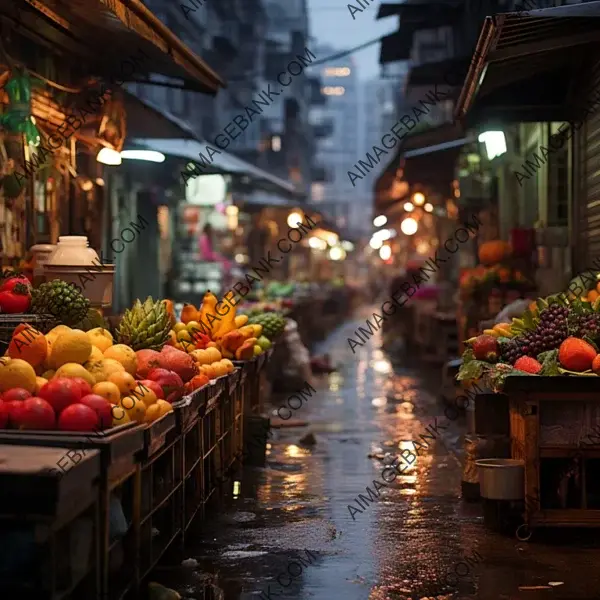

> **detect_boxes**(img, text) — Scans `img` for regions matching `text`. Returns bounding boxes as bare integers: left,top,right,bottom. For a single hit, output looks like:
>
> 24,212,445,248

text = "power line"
306,36,385,67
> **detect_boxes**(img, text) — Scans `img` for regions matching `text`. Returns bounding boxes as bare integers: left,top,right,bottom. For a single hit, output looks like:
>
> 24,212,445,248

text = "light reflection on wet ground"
155,314,600,600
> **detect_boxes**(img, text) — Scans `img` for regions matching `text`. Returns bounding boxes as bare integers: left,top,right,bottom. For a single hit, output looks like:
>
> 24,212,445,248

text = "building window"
322,86,345,96
323,67,351,77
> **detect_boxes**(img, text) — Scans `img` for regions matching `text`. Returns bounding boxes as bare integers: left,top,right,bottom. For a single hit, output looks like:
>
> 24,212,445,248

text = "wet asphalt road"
156,314,600,600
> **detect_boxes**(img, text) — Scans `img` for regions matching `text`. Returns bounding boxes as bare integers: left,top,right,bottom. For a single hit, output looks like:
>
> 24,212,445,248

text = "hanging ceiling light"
400,217,418,236
369,237,383,250
373,215,387,227
329,246,346,261
96,147,121,165
424,203,433,212
404,202,414,212
120,150,165,162
478,130,507,160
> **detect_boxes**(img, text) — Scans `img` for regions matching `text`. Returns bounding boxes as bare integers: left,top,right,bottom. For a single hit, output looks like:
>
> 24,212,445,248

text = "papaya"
181,303,198,325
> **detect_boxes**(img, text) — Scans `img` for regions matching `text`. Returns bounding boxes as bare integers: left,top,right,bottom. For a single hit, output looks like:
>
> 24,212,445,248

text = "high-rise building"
309,44,362,235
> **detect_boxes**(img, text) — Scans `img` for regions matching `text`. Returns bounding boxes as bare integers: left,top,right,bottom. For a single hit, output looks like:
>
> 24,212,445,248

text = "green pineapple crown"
117,296,170,351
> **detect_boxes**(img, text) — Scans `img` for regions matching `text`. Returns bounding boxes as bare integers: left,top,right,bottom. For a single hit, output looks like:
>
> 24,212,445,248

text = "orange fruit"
596,281,600,294
108,371,136,395
111,404,131,427
8,324,48,368
588,290,599,302
156,399,173,417
120,395,146,424
144,403,162,423
191,349,210,365
130,382,157,408
93,381,121,404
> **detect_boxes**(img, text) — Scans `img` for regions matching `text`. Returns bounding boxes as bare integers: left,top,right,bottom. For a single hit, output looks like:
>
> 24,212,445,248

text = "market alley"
155,313,600,600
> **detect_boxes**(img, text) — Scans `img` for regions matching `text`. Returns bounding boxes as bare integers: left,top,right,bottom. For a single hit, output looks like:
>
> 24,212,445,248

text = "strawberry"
471,334,499,362
558,337,597,372
514,356,542,374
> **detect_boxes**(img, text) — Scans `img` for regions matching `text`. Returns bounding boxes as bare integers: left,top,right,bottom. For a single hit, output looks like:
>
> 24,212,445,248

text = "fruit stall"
0,269,283,599
458,240,535,351
458,274,600,537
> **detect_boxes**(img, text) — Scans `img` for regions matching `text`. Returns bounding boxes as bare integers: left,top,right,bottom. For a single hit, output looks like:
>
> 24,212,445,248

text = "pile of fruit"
167,291,277,366
0,296,213,431
459,293,600,390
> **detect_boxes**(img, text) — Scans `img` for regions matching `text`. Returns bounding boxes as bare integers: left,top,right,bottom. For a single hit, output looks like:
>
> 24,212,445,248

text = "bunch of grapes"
499,303,570,364
568,311,600,340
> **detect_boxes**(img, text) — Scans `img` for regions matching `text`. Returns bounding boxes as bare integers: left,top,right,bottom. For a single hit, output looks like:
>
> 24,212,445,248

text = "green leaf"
538,349,561,376
457,358,491,381
536,298,548,312
557,367,598,377
522,309,536,330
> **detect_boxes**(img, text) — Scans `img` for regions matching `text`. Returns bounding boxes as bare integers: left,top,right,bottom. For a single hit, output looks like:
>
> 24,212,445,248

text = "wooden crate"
0,444,101,599
0,423,144,599
504,376,600,531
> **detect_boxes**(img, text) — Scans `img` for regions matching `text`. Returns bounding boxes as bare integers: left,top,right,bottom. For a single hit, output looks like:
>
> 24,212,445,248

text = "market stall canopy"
454,2,600,126
129,138,298,196
3,0,225,94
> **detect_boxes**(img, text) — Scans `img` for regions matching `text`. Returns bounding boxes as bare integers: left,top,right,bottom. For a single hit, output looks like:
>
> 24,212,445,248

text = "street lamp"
400,217,418,236
287,211,303,228
413,192,425,206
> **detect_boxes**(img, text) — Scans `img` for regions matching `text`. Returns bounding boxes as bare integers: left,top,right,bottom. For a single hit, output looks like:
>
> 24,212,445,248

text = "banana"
465,337,478,345
494,325,514,338
483,329,500,337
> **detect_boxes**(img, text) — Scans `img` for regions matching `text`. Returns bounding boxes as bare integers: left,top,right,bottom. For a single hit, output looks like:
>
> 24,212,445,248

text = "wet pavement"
156,313,600,600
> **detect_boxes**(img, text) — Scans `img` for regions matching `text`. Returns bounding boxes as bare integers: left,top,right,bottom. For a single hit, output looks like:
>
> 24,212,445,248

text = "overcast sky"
307,1,399,81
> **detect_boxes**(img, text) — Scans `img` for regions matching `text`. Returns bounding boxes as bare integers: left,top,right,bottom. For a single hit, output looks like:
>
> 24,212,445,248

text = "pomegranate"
79,394,112,430
2,388,32,403
71,377,93,399
39,378,81,414
58,403,99,432
17,397,56,430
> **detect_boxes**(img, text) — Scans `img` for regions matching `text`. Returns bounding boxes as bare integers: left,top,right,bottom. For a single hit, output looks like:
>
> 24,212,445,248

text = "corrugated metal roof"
3,0,225,94
455,2,600,124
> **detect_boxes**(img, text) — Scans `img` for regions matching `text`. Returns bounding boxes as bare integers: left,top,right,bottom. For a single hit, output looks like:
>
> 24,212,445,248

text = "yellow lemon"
177,330,192,343
93,381,121,404
173,323,187,333
103,344,137,375
87,328,113,352
221,359,234,373
45,325,72,347
55,362,96,387
83,358,125,383
0,357,37,393
191,349,210,365
205,347,221,363
49,329,92,368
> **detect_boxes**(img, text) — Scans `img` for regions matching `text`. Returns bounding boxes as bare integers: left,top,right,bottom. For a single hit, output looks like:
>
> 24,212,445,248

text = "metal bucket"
476,458,524,500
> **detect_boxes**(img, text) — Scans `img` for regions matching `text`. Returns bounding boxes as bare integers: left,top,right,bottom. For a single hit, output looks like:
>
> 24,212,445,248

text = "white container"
47,236,99,266
476,458,524,500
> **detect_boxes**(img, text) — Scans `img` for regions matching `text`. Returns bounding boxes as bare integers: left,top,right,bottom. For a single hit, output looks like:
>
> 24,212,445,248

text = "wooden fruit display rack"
503,376,600,535
0,353,273,600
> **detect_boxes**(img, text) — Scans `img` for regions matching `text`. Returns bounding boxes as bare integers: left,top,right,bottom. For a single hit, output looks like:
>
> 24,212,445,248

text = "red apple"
137,379,164,400
71,377,93,399
17,397,56,430
80,394,112,430
2,388,32,403
58,403,99,432
0,401,9,428
39,378,81,414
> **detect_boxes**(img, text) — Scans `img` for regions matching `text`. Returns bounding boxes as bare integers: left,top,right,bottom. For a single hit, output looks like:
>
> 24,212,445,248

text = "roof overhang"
128,138,298,197
455,2,600,125
407,55,471,87
3,0,225,94
377,1,463,21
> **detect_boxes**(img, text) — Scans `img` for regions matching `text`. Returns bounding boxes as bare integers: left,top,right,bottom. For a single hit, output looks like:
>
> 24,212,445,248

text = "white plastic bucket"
476,458,524,500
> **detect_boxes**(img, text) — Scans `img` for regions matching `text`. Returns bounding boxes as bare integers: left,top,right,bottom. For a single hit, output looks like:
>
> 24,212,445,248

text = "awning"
129,138,298,196
403,137,475,158
241,192,294,207
455,2,600,125
407,55,472,87
3,0,225,94
380,30,415,64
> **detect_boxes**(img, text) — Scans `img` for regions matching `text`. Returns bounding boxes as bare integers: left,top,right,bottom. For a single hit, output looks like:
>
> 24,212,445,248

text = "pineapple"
117,297,171,351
